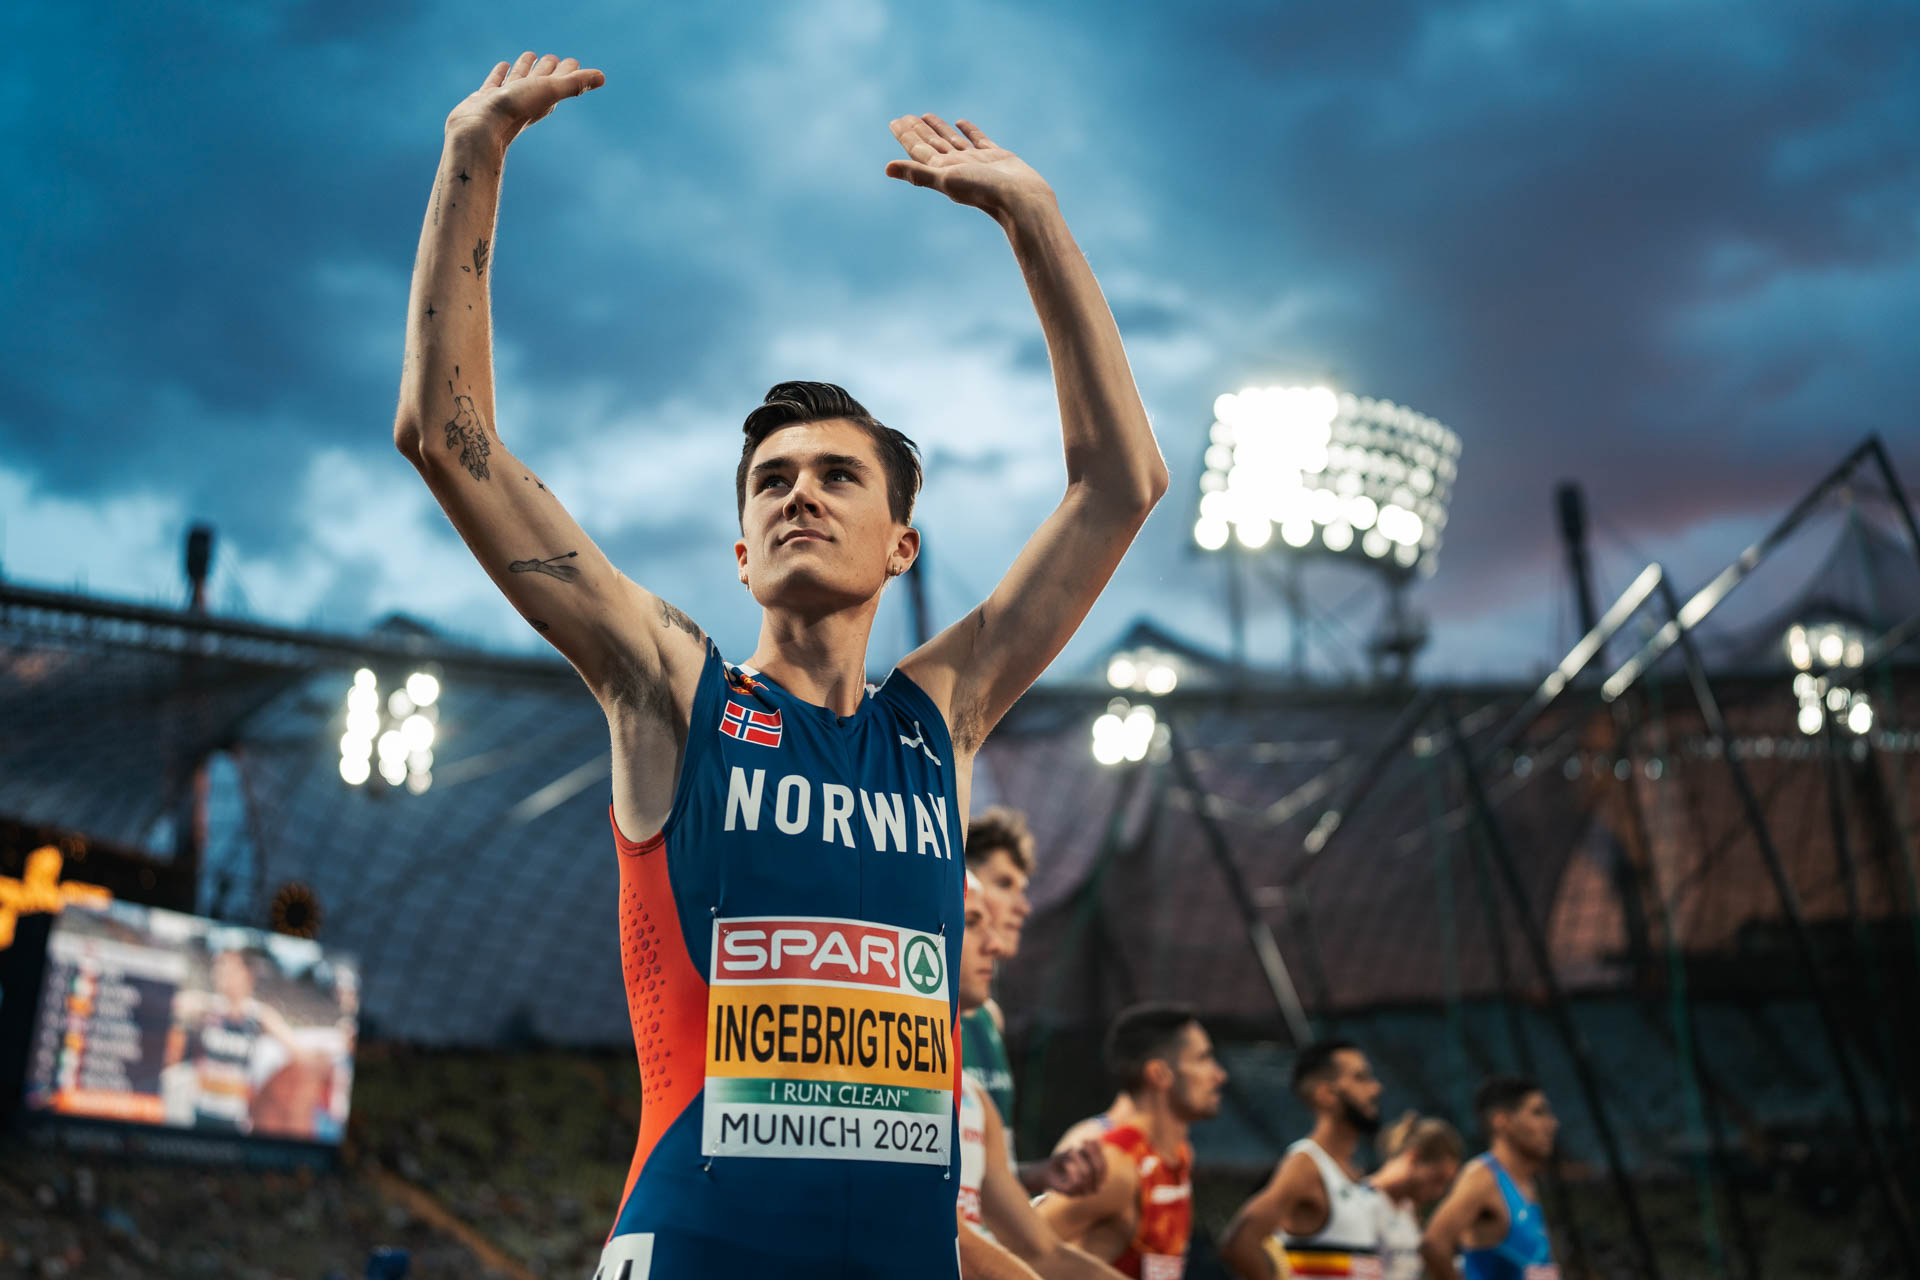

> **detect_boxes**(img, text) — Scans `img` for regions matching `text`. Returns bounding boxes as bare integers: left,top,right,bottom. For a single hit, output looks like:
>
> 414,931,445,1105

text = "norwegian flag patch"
720,700,783,748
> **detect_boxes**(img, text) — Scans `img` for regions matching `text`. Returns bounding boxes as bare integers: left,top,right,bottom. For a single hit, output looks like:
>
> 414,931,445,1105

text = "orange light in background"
0,846,112,949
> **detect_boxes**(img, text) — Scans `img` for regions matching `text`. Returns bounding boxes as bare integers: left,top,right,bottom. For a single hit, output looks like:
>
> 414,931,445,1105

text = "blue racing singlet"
1462,1154,1559,1280
599,644,965,1280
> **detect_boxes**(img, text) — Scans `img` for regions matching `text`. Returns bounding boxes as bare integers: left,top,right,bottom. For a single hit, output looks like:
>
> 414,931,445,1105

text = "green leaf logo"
904,935,944,995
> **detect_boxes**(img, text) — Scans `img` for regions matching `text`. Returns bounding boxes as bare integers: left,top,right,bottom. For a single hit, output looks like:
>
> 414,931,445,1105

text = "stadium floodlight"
1787,620,1864,672
1106,647,1181,697
340,666,443,792
401,714,436,751
1794,666,1875,738
406,671,441,707
1847,697,1873,735
1192,384,1461,581
1091,697,1162,766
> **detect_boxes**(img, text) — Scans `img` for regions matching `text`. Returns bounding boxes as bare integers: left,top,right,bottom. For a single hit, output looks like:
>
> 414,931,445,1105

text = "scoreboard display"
21,898,358,1148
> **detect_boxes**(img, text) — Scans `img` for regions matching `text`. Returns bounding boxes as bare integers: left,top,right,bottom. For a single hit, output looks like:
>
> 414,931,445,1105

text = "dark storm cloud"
3,0,1914,676
1079,1,1920,636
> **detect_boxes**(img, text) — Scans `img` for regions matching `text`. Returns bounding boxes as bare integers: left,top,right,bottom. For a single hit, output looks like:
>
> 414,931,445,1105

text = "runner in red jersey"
1037,1005,1226,1279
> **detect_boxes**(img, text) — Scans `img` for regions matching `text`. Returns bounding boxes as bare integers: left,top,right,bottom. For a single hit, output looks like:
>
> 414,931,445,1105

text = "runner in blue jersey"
394,52,1170,1280
1418,1077,1562,1280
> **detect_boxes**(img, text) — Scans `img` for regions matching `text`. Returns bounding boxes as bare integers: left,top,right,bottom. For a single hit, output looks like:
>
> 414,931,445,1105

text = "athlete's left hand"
885,114,1056,221
1037,1139,1107,1197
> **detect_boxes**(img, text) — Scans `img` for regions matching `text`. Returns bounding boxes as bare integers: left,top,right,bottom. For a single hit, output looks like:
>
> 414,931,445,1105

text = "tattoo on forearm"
458,168,471,185
975,606,987,631
473,238,490,278
443,382,491,480
526,617,550,632
509,552,580,582
432,172,443,228
424,304,436,320
658,598,703,640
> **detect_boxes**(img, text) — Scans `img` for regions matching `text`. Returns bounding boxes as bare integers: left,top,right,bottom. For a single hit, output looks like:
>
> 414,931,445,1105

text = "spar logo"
903,935,943,995
714,917,947,999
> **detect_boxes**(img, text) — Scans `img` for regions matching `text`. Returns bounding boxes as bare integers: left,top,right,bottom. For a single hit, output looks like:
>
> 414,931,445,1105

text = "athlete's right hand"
1037,1139,1108,1197
444,52,605,148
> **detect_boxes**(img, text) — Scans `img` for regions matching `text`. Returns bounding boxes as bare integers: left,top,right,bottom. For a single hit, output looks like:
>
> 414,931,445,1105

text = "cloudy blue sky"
4,0,1916,681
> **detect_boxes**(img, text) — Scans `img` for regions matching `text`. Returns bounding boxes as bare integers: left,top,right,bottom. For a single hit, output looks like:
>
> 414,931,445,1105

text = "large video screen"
22,899,357,1145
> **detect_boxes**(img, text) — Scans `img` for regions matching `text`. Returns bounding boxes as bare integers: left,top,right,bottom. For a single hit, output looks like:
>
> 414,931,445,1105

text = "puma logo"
899,721,941,766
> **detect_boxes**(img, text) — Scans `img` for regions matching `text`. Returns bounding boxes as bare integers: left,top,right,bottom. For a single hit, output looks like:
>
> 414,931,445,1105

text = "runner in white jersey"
1220,1040,1387,1280
958,873,1128,1280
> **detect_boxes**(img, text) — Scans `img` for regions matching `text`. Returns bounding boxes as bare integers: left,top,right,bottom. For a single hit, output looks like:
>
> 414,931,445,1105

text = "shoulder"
1451,1159,1500,1204
1277,1147,1329,1196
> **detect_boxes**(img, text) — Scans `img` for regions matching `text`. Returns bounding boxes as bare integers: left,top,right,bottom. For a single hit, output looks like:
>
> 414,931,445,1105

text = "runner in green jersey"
965,806,1106,1196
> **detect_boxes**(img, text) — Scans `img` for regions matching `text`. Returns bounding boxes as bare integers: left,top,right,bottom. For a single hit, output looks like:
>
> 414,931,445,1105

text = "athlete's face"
1496,1091,1559,1163
959,898,1007,1011
972,848,1030,955
1320,1049,1383,1134
1166,1023,1227,1123
735,421,916,612
212,952,252,1003
1409,1152,1461,1204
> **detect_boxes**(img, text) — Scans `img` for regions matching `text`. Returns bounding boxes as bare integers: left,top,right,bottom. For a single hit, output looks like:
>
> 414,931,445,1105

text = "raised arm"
392,54,706,838
885,114,1170,753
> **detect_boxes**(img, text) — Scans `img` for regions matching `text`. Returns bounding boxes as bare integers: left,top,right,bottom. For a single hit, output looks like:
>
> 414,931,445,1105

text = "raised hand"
885,114,1055,221
444,52,606,148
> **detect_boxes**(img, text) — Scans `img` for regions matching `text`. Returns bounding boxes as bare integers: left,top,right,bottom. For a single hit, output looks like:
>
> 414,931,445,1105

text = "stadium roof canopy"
1,513,1916,1049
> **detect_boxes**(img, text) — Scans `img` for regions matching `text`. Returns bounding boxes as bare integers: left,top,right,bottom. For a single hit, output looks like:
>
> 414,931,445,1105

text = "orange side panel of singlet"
1100,1124,1194,1275
613,814,709,1215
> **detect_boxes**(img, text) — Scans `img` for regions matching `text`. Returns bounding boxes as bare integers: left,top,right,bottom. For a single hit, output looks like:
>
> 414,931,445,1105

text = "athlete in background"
1219,1039,1386,1280
395,52,1168,1279
1037,1005,1226,1278
1369,1113,1464,1280
958,873,1129,1280
965,805,1105,1196
1419,1078,1561,1280
164,949,314,1134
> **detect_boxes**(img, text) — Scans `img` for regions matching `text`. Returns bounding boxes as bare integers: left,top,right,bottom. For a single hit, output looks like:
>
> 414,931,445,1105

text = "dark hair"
965,806,1035,875
1474,1075,1543,1128
735,381,923,526
1290,1039,1361,1101
1105,1003,1200,1094
1380,1111,1466,1163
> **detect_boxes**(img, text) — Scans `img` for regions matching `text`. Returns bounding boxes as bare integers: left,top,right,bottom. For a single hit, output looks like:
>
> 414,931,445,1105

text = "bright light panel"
1193,385,1460,580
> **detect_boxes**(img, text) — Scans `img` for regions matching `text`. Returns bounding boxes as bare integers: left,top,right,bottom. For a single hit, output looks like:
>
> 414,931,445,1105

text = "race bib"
703,916,953,1165
1140,1255,1185,1280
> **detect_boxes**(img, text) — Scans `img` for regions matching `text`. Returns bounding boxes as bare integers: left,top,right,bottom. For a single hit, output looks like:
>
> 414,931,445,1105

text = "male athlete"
1419,1077,1561,1280
394,53,1169,1279
957,873,1129,1280
1219,1039,1387,1280
1037,1005,1226,1278
965,806,1105,1195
